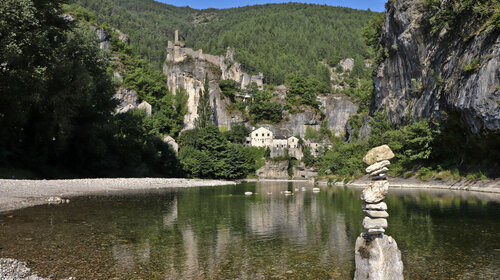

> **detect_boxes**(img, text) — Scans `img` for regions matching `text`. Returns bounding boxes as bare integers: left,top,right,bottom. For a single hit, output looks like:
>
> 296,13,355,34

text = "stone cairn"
360,144,394,236
354,145,403,280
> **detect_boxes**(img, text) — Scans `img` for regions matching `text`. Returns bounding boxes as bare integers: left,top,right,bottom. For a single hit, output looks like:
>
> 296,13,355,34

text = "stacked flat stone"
361,145,395,236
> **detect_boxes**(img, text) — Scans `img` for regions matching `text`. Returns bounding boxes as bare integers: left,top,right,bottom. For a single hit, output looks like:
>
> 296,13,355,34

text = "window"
262,133,264,136
255,133,258,137
267,133,270,136
292,139,294,142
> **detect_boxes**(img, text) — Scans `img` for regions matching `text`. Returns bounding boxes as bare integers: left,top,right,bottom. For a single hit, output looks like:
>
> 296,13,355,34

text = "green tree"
285,75,325,109
219,79,240,102
0,0,183,178
248,91,283,123
178,124,250,179
195,74,213,128
223,122,250,144
302,147,316,167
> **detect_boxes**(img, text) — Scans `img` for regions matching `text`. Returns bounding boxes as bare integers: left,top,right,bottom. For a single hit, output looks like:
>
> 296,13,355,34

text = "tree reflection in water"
0,183,499,279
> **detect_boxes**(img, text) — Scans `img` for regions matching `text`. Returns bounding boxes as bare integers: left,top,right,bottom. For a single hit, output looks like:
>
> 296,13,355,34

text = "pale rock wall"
164,43,263,129
320,94,358,137
256,160,289,179
371,0,500,134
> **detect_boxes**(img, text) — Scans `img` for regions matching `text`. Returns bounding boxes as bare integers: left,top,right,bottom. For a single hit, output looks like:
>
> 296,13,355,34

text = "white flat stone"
366,160,390,173
367,228,385,235
364,210,389,218
370,167,389,176
362,202,388,211
362,217,388,229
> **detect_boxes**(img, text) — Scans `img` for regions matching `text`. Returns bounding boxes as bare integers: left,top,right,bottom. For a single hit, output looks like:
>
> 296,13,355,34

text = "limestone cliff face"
163,42,358,135
257,88,357,139
163,42,263,129
257,160,289,179
371,0,500,134
321,94,358,137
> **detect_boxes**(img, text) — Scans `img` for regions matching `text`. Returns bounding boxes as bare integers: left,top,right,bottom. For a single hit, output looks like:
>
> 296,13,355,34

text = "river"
1,181,499,279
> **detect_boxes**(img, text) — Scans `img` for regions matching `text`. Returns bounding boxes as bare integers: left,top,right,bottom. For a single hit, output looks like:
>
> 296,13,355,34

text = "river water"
1,182,499,279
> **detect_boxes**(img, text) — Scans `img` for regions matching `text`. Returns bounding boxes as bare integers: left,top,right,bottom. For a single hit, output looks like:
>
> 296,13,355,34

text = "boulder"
365,160,391,173
362,217,388,229
364,210,389,218
354,234,403,280
362,202,388,211
361,180,388,203
363,145,395,165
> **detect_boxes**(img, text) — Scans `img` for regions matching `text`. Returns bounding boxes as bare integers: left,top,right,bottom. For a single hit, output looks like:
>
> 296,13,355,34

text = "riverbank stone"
364,210,389,218
366,160,390,173
362,217,388,229
361,181,388,203
363,145,395,165
354,234,404,280
0,258,46,280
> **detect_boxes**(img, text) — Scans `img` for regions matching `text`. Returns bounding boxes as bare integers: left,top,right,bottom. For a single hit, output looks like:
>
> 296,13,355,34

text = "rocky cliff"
256,160,289,179
371,0,499,134
163,41,263,130
163,40,359,136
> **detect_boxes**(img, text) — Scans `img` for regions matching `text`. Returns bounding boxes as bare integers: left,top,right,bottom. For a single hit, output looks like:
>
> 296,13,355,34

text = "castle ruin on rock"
163,30,264,130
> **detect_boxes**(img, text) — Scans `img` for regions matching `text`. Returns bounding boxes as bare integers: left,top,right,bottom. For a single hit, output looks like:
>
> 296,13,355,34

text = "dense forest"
70,0,375,84
0,0,268,179
0,0,182,178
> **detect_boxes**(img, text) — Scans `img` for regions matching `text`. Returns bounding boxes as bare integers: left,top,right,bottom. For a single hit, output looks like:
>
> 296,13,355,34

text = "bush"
285,75,325,109
178,124,262,179
248,91,283,123
219,79,240,101
463,58,481,73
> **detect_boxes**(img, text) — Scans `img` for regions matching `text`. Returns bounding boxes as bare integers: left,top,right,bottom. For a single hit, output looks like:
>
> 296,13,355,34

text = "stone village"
245,127,332,160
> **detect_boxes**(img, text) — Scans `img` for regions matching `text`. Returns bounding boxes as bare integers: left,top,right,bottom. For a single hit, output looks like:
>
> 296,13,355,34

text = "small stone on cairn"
361,145,394,237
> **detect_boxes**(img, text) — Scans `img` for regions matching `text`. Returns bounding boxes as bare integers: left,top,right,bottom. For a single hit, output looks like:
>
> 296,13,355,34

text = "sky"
156,0,387,12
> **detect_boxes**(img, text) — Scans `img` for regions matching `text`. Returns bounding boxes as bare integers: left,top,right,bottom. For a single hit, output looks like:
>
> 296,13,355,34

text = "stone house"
247,128,303,160
304,139,332,156
287,136,299,149
270,138,288,158
249,127,273,147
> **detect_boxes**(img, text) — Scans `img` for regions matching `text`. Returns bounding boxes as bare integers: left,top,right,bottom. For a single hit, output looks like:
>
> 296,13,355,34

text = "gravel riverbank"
320,176,500,194
0,178,236,213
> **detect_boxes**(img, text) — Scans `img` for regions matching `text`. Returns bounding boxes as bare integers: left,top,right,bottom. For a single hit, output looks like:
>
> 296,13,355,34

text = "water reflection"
0,183,499,279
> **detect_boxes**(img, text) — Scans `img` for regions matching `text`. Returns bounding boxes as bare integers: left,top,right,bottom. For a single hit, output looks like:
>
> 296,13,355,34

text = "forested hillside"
0,0,182,178
70,0,375,84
